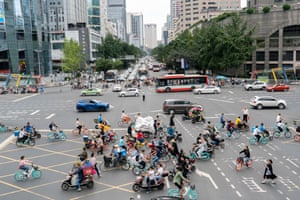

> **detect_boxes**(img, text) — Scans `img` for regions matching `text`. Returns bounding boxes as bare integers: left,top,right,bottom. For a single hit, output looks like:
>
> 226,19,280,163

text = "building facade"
87,0,108,37
0,0,50,75
240,1,300,78
107,0,126,41
144,24,157,49
173,0,240,37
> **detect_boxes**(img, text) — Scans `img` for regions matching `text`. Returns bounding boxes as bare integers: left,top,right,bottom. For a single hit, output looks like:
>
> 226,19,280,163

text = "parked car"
76,99,110,112
162,99,203,114
81,88,102,96
244,81,267,91
193,85,221,94
112,84,122,92
119,88,140,97
266,84,290,92
249,96,287,110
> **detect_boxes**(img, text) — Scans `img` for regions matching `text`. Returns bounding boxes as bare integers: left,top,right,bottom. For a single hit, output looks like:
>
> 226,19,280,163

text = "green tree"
218,15,255,75
62,39,85,77
246,8,254,14
282,4,291,11
263,6,271,13
95,59,123,72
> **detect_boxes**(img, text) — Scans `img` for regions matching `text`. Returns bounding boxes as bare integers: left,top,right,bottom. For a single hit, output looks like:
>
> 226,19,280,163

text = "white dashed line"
30,110,40,115
45,113,56,119
236,191,242,197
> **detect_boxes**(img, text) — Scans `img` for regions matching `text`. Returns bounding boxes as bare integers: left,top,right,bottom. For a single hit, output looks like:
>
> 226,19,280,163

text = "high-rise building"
107,0,126,41
48,0,101,71
144,24,157,49
0,0,50,75
127,12,144,48
87,0,108,37
174,0,241,37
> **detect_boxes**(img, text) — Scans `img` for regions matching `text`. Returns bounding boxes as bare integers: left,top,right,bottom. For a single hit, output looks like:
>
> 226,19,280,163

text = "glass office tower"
0,0,50,75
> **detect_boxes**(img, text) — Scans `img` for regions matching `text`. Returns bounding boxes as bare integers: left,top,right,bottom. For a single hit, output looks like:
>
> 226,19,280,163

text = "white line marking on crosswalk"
30,110,40,115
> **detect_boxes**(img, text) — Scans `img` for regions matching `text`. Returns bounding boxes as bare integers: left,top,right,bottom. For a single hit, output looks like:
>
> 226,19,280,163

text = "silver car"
193,85,221,94
119,88,140,97
249,96,287,109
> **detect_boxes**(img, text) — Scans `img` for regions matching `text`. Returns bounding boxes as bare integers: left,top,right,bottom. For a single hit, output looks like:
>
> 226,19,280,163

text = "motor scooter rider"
24,122,33,133
70,161,83,192
196,136,208,158
173,166,190,198
239,145,250,166
145,166,156,192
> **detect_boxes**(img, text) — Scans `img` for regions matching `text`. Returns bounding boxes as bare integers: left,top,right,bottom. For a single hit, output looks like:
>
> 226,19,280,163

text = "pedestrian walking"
142,92,145,102
90,152,101,177
242,106,249,122
261,159,277,184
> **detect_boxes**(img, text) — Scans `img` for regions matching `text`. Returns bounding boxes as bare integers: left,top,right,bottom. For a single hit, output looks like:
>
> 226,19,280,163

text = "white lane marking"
30,110,40,115
231,184,236,189
292,170,297,175
286,159,299,168
226,178,230,182
45,113,55,119
0,135,15,151
221,172,225,176
206,98,235,104
13,94,39,102
236,191,242,197
228,91,234,94
266,144,276,151
277,190,283,194
38,128,127,132
195,168,219,189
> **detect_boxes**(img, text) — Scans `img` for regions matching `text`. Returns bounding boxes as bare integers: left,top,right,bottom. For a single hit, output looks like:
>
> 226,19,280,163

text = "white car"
119,88,140,97
193,85,221,94
112,84,122,92
244,81,267,91
249,96,287,109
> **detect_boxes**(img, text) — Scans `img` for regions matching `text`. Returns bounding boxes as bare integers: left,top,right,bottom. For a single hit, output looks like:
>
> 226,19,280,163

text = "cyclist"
253,125,262,142
227,120,234,135
239,145,251,166
276,113,282,123
259,123,270,137
18,128,28,144
18,155,31,174
173,166,190,198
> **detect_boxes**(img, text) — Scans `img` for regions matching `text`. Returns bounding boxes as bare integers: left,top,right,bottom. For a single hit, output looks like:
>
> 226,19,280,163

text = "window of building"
269,64,278,70
186,12,191,15
296,51,300,61
185,0,191,2
186,24,191,27
32,31,38,41
186,8,191,11
256,39,265,48
16,31,24,40
52,43,64,50
269,51,278,61
0,32,6,40
193,7,199,10
282,51,293,61
256,64,265,70
256,51,265,61
193,17,199,20
193,3,199,6
283,25,300,37
269,39,278,47
185,18,191,21
270,30,279,38
18,51,25,59
186,4,191,7
202,2,206,4
208,2,217,4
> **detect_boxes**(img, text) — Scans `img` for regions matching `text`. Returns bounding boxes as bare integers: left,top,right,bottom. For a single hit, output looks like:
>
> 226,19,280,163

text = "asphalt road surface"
0,75,299,200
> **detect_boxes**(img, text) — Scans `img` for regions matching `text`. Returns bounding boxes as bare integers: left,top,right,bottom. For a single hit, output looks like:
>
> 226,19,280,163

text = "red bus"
155,74,209,92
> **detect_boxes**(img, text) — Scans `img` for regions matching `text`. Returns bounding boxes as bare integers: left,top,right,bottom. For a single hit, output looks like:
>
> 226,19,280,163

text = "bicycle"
72,125,89,136
249,135,268,145
225,128,241,139
168,183,199,200
14,163,42,181
273,124,292,138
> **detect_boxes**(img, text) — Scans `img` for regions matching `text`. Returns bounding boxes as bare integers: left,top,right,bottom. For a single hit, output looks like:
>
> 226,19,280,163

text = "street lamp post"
35,49,42,75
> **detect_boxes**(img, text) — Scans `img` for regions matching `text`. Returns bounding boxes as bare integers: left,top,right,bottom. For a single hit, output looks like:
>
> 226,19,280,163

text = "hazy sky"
126,0,170,40
126,0,247,40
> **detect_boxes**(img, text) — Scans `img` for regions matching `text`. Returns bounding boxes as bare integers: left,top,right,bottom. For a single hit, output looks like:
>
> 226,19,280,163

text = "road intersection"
0,80,299,200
